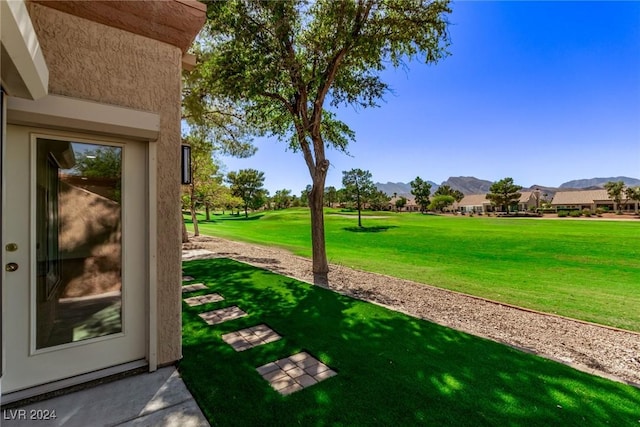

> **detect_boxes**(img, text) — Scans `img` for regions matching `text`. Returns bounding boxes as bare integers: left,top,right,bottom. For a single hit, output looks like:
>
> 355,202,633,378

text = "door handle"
5,263,19,272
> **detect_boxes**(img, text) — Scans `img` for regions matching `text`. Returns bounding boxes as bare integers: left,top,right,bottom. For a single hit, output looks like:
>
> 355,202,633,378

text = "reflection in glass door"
36,139,123,349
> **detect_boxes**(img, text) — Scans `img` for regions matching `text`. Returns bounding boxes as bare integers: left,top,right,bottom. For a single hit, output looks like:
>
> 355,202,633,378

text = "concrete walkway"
2,366,209,427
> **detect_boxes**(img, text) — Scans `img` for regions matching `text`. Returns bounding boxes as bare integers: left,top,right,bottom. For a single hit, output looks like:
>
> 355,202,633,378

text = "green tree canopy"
226,169,267,218
369,190,391,211
395,196,407,211
273,189,293,210
486,177,522,213
72,146,122,202
325,186,338,208
434,184,464,203
410,176,432,213
625,186,640,211
604,181,627,213
429,194,455,212
342,168,376,227
196,0,451,283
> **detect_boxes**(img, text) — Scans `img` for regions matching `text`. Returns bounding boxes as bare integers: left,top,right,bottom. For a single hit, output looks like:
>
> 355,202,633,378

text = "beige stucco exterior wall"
27,3,183,364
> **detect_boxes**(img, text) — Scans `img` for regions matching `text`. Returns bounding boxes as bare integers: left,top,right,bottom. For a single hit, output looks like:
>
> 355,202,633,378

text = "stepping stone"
182,249,216,261
222,324,281,351
182,283,208,293
256,352,337,395
183,293,224,307
182,276,195,282
198,306,247,325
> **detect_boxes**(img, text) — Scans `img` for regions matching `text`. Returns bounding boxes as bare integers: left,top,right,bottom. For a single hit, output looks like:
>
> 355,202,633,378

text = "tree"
429,194,455,212
604,181,627,213
197,0,451,284
486,177,522,213
273,189,293,210
300,185,313,207
369,190,391,211
183,131,224,237
226,169,266,218
434,184,463,203
342,168,376,227
249,189,269,211
625,186,640,212
73,146,122,202
325,186,338,208
395,196,407,211
181,56,257,242
410,176,432,213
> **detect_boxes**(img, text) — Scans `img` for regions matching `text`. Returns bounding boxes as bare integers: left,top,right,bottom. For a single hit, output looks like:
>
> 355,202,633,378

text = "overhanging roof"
1,0,49,99
32,0,206,54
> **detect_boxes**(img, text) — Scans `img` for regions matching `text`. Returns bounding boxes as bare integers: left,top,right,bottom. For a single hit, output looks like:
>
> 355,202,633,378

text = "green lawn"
185,209,640,331
180,258,640,426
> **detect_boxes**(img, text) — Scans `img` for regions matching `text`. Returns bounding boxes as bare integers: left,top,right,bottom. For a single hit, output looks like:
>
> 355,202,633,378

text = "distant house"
517,191,540,212
455,194,492,213
388,195,419,212
551,189,638,212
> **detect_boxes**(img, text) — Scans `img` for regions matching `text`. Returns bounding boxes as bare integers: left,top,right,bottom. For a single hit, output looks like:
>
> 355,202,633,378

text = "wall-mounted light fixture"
181,144,192,185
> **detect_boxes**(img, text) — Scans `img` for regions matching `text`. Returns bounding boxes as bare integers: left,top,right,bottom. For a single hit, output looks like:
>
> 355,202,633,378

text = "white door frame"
2,96,160,403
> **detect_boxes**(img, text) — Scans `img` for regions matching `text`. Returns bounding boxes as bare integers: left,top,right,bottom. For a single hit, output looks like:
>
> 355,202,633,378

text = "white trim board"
0,0,49,100
7,95,160,141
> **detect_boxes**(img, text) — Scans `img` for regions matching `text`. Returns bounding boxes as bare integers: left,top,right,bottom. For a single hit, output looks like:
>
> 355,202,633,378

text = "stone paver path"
182,283,208,293
222,324,281,351
179,266,338,396
256,352,337,395
199,306,247,325
184,293,224,307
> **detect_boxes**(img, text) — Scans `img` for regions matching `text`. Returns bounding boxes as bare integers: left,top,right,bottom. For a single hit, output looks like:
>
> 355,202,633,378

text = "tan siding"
29,4,182,364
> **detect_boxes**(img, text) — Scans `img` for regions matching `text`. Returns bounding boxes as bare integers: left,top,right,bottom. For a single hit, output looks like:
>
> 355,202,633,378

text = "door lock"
5,243,18,252
5,263,19,272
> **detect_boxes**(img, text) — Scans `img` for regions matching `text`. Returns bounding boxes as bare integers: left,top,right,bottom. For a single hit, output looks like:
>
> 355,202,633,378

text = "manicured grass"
180,258,640,426
185,209,640,331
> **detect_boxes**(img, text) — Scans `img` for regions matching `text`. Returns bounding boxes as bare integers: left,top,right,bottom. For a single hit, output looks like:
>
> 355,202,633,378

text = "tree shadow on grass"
180,258,640,426
343,225,398,233
219,214,265,221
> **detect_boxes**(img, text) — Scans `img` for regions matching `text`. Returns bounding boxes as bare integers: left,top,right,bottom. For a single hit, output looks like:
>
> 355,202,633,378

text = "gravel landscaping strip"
184,235,640,387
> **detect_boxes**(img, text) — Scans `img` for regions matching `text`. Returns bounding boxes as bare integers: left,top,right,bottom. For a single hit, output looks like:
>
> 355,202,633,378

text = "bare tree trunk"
356,189,362,228
205,204,211,221
182,217,189,243
310,173,329,287
189,183,199,236
190,204,200,236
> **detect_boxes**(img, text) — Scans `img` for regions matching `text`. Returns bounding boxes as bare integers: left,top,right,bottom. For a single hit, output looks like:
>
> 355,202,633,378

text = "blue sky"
219,1,640,195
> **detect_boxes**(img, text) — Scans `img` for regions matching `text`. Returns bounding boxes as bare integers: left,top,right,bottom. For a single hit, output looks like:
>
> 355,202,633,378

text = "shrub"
595,208,603,215
557,211,569,217
582,209,592,217
569,210,582,218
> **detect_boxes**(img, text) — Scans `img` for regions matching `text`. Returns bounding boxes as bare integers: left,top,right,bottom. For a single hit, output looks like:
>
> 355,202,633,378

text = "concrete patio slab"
1,366,209,427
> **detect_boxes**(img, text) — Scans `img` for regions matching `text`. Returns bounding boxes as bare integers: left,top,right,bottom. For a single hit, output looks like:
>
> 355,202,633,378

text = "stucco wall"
28,3,183,364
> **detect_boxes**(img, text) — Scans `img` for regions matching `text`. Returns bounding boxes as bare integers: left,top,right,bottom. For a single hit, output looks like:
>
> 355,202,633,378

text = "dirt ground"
184,235,640,387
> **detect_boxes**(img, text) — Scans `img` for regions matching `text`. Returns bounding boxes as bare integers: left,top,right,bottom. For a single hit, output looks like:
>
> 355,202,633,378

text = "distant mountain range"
559,176,640,189
375,176,640,197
